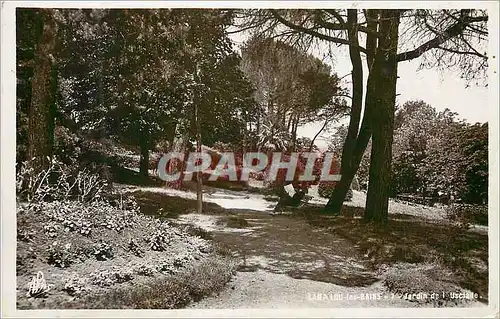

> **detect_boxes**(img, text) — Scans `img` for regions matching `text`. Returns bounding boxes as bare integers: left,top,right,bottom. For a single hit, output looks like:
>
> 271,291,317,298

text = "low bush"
47,242,75,268
383,262,472,306
147,230,171,252
127,238,144,257
181,225,213,240
17,156,236,310
89,268,134,287
16,157,107,203
92,241,114,261
135,264,157,277
446,204,488,227
63,274,90,297
226,216,249,228
74,255,237,309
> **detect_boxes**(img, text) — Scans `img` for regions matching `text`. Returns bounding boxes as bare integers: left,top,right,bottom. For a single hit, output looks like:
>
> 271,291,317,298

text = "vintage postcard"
1,1,498,317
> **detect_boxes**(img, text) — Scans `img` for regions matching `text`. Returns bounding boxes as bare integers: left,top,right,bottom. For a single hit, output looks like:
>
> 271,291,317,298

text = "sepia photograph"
1,1,499,317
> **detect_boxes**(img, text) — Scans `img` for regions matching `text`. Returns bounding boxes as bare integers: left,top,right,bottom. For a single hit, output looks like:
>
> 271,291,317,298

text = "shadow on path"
209,210,379,287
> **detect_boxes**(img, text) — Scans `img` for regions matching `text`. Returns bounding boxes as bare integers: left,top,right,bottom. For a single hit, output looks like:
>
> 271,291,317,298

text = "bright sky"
300,45,490,149
229,24,490,150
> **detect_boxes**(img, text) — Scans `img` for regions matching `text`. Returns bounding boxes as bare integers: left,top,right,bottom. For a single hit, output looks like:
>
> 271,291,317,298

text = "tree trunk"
256,108,261,137
286,113,292,132
324,9,365,213
195,102,203,214
291,114,299,151
139,139,149,180
364,10,400,225
364,9,379,70
340,9,364,174
192,64,203,214
324,117,372,213
27,9,57,172
165,121,178,152
309,118,329,152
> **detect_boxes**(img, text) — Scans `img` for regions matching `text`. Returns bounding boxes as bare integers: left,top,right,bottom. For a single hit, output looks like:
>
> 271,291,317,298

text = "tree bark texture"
27,10,57,172
364,10,400,225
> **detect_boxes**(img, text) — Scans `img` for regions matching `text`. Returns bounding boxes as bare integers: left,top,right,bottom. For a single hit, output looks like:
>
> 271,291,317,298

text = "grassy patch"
123,190,226,218
237,264,260,272
383,262,478,306
445,204,488,226
212,242,235,257
16,196,232,309
302,205,488,303
181,224,213,240
217,215,249,229
67,255,238,309
111,165,164,187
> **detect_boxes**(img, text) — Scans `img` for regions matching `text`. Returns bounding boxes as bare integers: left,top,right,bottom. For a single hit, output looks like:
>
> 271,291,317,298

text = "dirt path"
126,185,486,308
180,209,415,308
199,210,379,286
189,270,418,308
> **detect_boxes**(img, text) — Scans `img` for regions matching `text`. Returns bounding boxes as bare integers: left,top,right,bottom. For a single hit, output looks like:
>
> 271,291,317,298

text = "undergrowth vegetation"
304,205,489,305
16,159,236,309
445,203,488,228
72,256,238,309
16,157,109,203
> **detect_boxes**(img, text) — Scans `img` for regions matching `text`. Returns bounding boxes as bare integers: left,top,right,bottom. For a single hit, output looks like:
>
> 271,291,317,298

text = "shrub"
318,181,335,198
63,275,90,297
147,230,170,252
109,194,141,215
89,268,134,287
127,238,144,257
16,158,58,202
41,199,137,236
89,271,115,287
158,261,177,275
100,216,125,232
53,126,82,166
77,256,237,309
173,256,187,268
92,241,114,261
47,242,75,268
181,225,213,240
446,204,488,227
113,269,134,283
43,222,60,238
62,218,92,236
18,229,36,242
135,264,157,277
213,242,233,257
16,157,107,203
74,168,108,202
383,262,468,306
183,257,237,299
